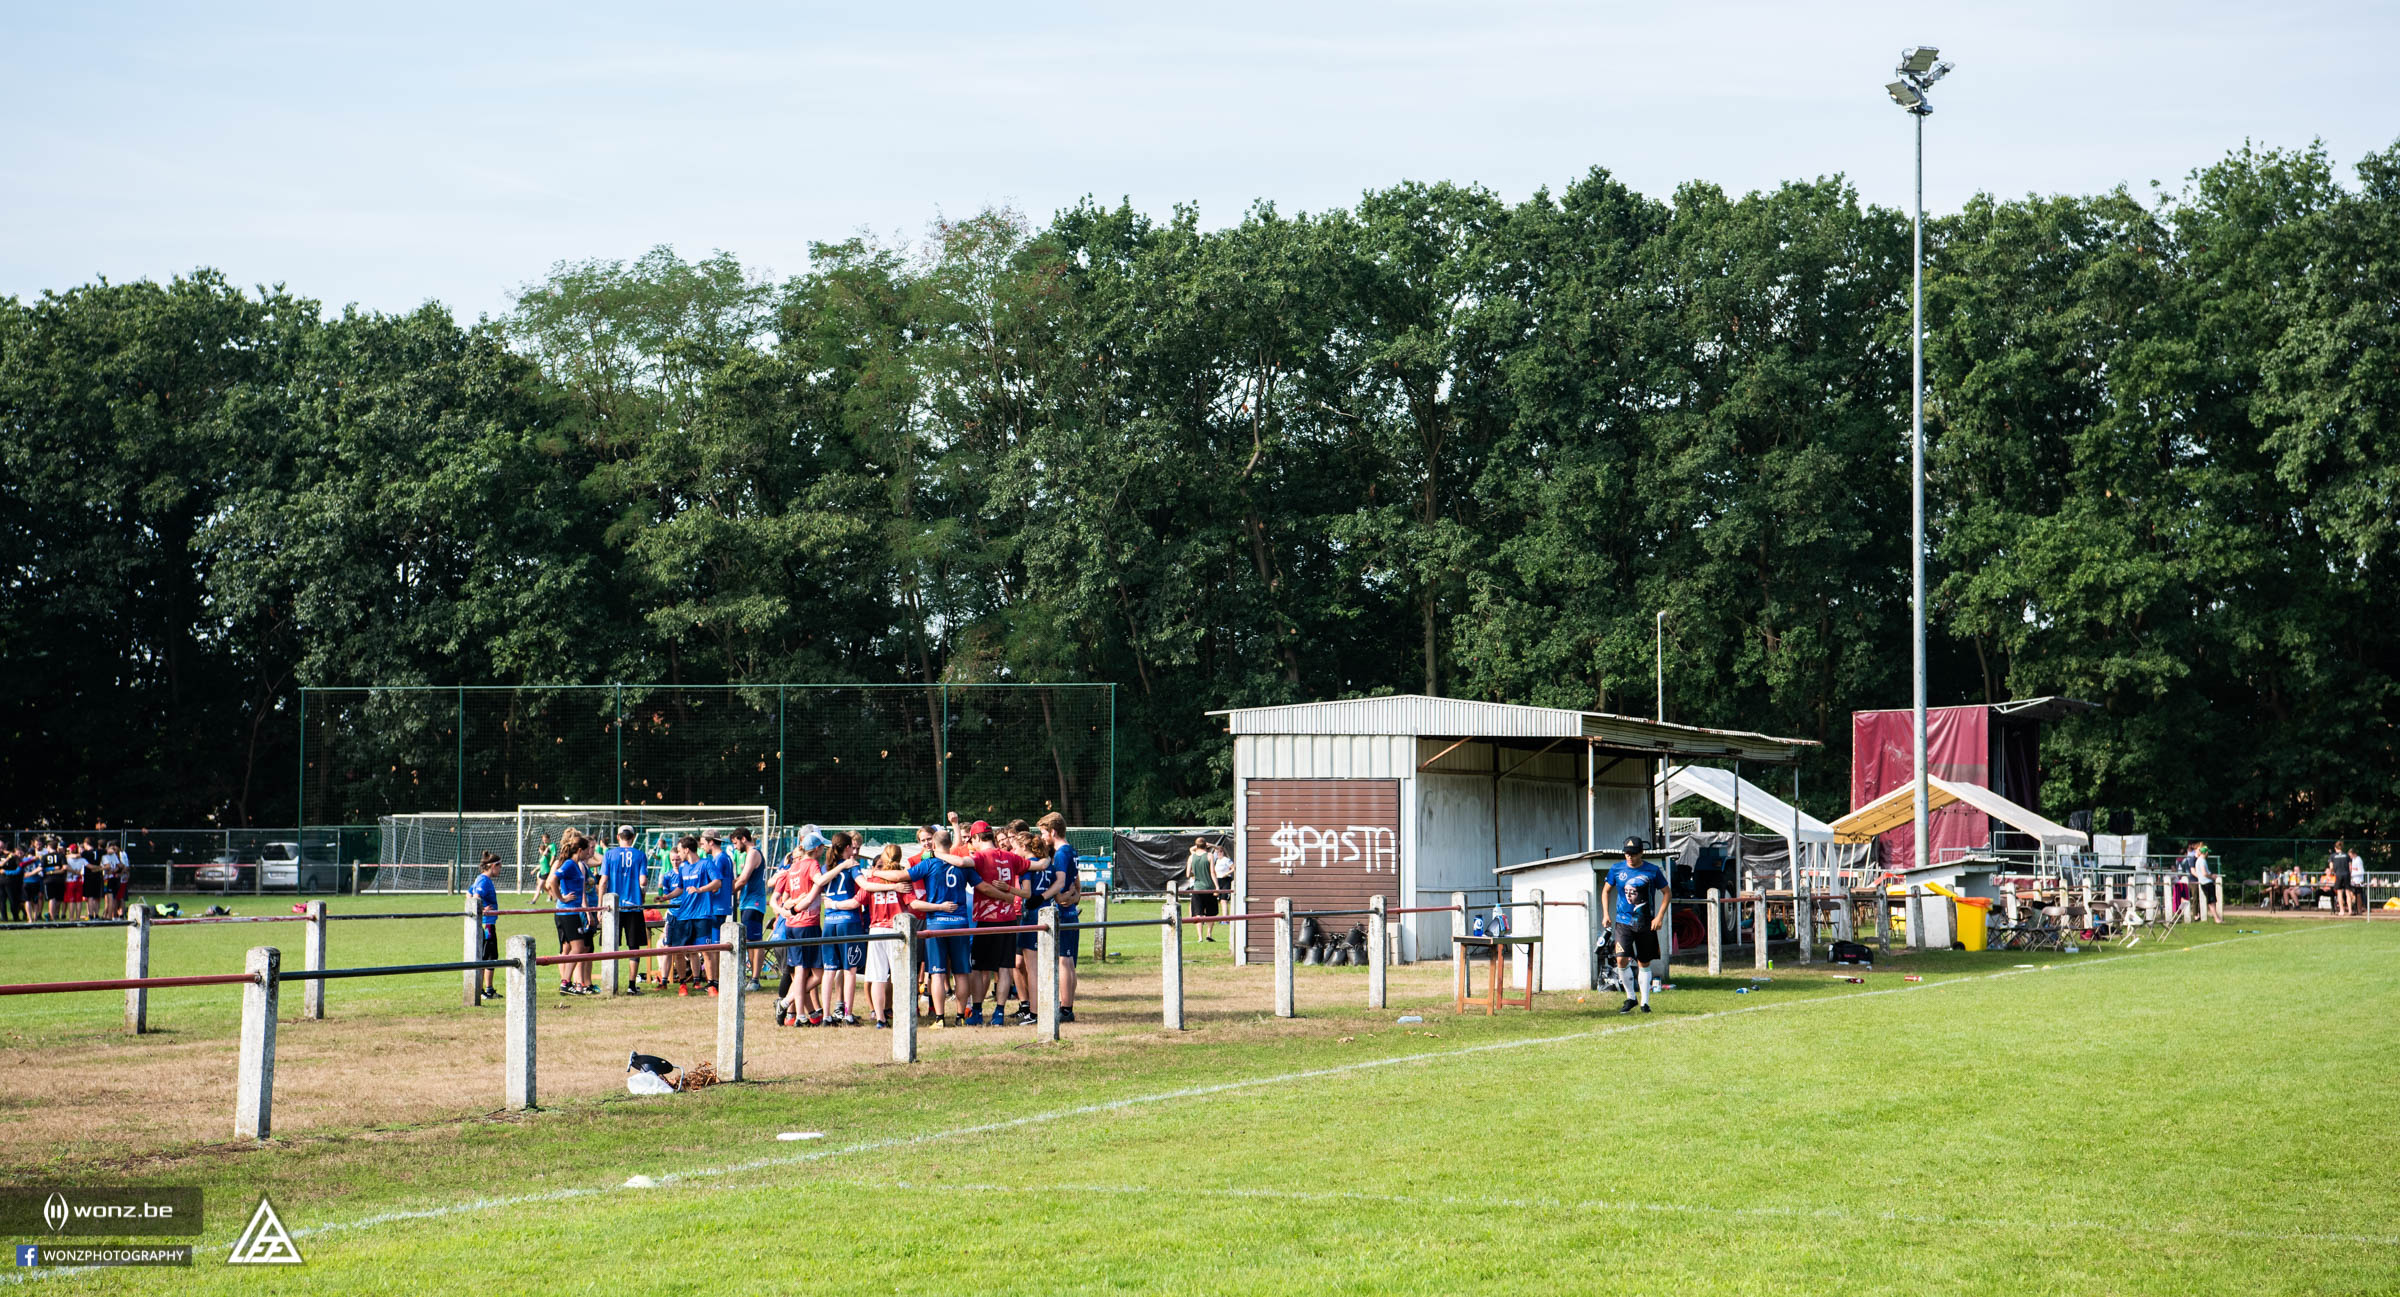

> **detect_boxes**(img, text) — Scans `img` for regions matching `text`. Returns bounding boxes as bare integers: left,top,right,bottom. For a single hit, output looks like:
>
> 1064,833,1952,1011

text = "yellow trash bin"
1953,897,1990,951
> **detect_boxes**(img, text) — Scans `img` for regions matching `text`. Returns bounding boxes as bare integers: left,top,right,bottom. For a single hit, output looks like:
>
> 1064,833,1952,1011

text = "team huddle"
467,812,1086,1029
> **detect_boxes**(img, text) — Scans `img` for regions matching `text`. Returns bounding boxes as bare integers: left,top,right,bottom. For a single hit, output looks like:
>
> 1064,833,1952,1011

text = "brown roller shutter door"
1243,779,1401,962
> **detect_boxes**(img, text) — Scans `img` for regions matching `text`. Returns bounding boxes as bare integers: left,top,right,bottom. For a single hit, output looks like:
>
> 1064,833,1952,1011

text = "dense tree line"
3,141,2394,835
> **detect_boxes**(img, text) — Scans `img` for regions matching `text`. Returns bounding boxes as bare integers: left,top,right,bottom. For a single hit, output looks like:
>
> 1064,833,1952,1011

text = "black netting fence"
301,683,1116,840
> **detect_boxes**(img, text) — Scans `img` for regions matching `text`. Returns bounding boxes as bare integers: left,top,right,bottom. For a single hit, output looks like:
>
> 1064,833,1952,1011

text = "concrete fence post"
1524,888,1543,992
1752,893,1769,971
1877,885,1892,955
1579,888,1599,990
1795,885,1813,965
2004,884,2020,927
1706,888,1724,977
1094,883,1111,962
303,901,327,1020
1906,886,1926,950
717,915,745,1081
1273,897,1296,1019
504,934,536,1110
462,894,482,1008
893,915,919,1063
1161,885,1186,1031
600,893,622,997
234,946,279,1140
1450,890,1469,1005
1036,907,1061,1042
1833,877,1855,942
125,904,151,1034
1368,894,1389,1008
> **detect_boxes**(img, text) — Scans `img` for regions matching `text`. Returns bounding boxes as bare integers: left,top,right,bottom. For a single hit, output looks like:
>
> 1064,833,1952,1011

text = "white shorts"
862,926,900,983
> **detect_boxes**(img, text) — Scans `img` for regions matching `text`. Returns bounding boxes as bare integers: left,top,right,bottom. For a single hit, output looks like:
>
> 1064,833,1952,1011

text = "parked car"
259,842,338,892
194,852,245,887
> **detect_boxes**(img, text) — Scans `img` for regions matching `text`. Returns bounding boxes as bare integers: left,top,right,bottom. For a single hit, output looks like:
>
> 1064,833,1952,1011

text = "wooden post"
235,946,279,1140
892,914,918,1063
1036,907,1061,1041
1161,885,1186,1030
1367,893,1389,1008
124,903,151,1034
600,892,622,996
504,934,535,1110
1706,888,1723,976
1273,897,1295,1019
462,893,482,1008
717,915,745,1081
303,901,327,1020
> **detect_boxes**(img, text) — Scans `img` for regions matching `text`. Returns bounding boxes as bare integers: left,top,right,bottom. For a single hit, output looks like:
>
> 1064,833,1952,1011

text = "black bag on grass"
1830,940,1873,965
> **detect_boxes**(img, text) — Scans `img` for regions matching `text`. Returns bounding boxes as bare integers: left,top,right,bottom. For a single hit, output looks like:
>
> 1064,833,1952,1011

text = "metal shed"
1209,695,1817,965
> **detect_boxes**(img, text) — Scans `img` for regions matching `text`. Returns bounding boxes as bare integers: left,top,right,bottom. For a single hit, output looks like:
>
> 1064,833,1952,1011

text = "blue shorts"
741,909,765,944
1057,909,1082,962
664,917,696,948
925,928,970,975
819,922,866,972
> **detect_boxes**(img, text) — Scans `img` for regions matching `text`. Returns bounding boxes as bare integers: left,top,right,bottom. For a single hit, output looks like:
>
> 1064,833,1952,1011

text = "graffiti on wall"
1265,822,1398,875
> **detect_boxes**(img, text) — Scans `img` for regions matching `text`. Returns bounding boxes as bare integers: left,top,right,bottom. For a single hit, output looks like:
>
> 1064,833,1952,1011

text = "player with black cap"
1602,836,1669,1014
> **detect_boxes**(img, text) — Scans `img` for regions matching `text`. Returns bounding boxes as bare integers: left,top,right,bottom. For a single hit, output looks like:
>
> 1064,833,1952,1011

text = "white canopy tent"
1661,765,1868,886
1829,773,2087,853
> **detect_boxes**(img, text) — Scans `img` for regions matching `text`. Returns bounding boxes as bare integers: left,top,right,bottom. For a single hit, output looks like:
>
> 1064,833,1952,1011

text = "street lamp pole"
1887,46,1951,879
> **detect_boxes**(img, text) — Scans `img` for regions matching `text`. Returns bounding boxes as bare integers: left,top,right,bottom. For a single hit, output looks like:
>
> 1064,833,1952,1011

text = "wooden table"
1452,934,1540,1014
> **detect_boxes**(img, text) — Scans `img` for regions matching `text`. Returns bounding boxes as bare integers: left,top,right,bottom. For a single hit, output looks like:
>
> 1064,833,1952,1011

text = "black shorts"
479,928,499,963
45,874,65,900
618,909,649,948
1608,922,1661,963
971,931,1016,972
554,912,593,948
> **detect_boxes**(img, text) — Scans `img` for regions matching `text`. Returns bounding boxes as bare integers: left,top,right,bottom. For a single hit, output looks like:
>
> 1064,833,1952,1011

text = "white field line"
789,1178,2400,1251
5,924,2358,1283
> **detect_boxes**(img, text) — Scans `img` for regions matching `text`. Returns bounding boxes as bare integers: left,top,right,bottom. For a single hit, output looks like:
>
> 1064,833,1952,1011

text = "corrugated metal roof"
1206,694,1818,764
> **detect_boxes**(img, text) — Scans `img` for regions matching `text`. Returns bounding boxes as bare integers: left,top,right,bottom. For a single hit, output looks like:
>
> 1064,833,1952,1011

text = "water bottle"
1471,914,1486,937
1490,904,1507,936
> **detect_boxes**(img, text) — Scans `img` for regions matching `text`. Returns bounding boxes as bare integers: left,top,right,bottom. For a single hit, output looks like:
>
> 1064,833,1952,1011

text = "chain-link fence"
297,683,1116,874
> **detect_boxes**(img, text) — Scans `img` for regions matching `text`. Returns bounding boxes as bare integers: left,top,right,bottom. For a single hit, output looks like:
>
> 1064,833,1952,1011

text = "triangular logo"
227,1196,303,1265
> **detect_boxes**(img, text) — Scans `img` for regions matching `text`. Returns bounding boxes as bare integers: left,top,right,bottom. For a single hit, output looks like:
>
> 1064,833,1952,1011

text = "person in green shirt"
533,833,558,894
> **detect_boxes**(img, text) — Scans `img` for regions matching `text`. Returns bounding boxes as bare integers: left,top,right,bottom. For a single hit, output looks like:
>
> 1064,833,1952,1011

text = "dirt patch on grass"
0,954,1470,1171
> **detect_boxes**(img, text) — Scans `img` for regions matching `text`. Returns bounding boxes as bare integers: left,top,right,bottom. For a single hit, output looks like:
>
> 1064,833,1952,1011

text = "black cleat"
1619,998,1637,1015
1639,1003,1652,1013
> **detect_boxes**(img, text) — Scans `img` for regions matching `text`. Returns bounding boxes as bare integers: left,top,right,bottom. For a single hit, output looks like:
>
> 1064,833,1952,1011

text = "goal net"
513,805,772,894
372,813,517,893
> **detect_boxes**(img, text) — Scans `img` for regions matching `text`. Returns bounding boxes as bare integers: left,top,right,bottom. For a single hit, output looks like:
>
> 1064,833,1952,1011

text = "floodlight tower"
1886,45,1952,878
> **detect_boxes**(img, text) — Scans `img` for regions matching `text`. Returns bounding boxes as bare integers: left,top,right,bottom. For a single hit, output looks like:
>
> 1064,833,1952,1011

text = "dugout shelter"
1208,695,1817,965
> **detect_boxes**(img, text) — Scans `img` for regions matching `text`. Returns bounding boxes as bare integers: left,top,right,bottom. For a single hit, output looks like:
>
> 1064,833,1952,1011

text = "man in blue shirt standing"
702,831,738,996
655,835,718,995
469,851,503,1003
602,827,651,991
730,827,770,992
1038,812,1083,1023
1602,837,1669,1015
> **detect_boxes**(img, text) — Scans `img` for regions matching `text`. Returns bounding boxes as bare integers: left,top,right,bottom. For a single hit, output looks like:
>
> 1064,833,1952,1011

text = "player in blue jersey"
655,836,719,995
1038,812,1083,1023
1602,836,1669,1014
469,851,503,1002
730,826,770,992
601,827,652,991
545,831,598,996
906,838,976,1027
816,835,868,1025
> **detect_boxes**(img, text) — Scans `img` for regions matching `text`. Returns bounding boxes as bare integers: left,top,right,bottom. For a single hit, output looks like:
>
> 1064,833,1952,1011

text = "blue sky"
5,1,2395,321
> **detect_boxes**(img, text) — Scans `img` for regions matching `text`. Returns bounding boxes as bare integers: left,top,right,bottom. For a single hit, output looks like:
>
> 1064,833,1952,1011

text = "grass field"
3,904,2395,1294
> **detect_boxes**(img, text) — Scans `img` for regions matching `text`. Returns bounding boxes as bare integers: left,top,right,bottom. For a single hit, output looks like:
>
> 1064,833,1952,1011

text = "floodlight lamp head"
1886,80,1925,110
1899,45,1940,75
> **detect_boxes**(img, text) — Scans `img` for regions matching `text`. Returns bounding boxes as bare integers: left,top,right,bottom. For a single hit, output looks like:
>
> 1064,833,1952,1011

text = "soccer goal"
512,804,772,893
372,812,519,893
